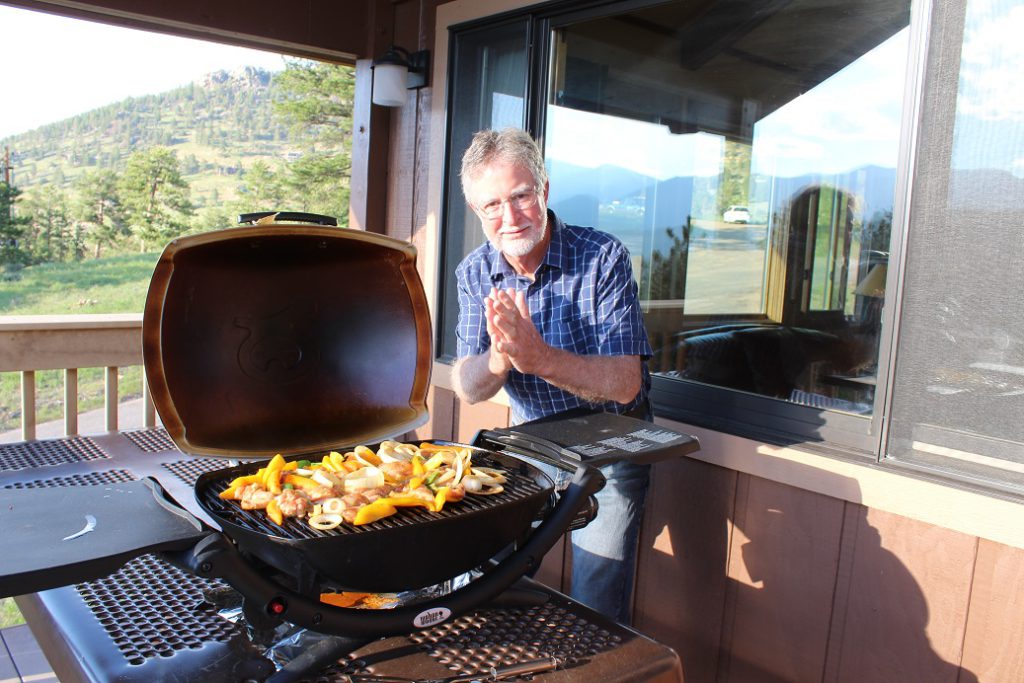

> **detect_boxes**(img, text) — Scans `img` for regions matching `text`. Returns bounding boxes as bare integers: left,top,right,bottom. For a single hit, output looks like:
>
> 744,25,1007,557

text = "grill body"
195,447,554,591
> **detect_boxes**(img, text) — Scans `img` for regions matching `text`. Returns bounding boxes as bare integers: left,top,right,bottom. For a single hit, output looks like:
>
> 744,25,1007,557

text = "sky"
0,5,288,139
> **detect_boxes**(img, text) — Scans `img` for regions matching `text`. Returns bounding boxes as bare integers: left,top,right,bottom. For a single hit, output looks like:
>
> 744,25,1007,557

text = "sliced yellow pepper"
434,487,449,512
353,499,397,525
322,454,336,471
266,498,284,525
408,476,424,491
411,454,426,477
379,495,434,511
329,451,347,471
423,453,449,471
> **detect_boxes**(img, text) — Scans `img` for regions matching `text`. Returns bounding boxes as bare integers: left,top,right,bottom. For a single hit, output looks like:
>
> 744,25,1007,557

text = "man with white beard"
452,127,653,625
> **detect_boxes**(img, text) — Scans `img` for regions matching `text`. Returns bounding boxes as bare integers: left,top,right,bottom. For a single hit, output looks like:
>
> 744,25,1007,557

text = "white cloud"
957,1,1024,121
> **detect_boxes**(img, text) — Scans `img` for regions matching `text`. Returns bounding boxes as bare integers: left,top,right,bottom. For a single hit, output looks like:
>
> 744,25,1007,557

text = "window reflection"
545,0,910,414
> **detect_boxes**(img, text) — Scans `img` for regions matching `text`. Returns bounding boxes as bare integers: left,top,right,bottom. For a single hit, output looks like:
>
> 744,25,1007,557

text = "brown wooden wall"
428,391,1024,683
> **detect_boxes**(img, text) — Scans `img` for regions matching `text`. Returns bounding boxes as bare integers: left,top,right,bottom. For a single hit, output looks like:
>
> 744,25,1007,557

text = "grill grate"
75,554,240,666
198,454,546,540
316,603,622,681
0,436,108,472
122,428,177,453
414,604,620,675
3,468,137,489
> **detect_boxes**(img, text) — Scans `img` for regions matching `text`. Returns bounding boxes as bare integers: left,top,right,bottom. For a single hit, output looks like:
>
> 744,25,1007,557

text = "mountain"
0,67,293,208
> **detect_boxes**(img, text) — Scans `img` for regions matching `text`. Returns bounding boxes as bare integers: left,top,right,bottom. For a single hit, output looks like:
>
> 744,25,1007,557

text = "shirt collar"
487,210,566,286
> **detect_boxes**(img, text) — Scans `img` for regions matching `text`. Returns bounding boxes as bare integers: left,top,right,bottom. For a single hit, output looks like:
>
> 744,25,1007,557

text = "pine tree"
117,147,193,251
0,180,31,269
272,59,355,221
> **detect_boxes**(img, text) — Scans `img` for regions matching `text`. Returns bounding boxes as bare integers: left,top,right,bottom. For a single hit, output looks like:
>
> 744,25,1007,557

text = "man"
452,127,653,624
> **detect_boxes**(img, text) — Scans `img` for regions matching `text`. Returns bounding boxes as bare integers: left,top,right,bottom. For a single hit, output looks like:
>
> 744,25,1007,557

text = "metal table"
2,429,683,682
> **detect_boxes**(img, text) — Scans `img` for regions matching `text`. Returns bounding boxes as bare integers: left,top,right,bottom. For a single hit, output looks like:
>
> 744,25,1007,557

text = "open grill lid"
142,217,432,459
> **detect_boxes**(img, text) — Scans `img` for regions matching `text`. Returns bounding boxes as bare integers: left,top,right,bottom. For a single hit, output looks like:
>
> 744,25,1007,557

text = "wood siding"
445,399,1024,683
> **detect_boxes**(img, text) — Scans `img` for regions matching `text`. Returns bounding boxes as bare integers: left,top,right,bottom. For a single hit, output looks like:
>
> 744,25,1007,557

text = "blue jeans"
551,459,651,625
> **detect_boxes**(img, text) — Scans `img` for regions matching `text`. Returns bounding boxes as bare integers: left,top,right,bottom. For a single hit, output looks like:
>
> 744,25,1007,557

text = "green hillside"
1,67,292,209
1,60,354,268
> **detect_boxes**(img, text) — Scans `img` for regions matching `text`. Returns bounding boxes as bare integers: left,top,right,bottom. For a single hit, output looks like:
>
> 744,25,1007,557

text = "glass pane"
886,0,1024,492
437,21,529,360
545,0,909,414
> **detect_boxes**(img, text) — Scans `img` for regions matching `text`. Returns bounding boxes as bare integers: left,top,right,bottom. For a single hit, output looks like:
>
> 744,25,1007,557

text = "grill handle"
236,211,338,226
475,428,581,471
163,461,605,639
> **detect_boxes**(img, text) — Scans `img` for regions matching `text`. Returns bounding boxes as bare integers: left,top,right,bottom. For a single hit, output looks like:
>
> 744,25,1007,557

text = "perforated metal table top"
2,430,682,683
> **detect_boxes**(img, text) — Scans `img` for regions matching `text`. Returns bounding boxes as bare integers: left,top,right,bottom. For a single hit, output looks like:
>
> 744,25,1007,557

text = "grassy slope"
1,254,159,628
0,253,158,433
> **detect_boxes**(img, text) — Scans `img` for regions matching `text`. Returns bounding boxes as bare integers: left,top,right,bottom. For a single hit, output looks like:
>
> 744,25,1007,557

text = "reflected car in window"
723,206,751,223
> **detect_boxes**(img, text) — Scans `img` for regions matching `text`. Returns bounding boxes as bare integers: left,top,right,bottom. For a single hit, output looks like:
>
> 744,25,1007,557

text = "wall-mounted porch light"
371,45,430,107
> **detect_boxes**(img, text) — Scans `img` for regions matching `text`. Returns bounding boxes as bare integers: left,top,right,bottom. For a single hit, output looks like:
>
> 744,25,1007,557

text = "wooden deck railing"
0,314,155,441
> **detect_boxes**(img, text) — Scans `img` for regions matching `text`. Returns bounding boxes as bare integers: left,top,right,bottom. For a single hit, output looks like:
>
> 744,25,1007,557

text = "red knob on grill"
267,597,287,616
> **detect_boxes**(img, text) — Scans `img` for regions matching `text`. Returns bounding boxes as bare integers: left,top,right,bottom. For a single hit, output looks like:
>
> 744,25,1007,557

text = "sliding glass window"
544,0,910,420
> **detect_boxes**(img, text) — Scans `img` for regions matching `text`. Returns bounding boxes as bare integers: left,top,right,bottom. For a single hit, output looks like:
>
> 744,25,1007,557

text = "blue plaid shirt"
455,211,652,424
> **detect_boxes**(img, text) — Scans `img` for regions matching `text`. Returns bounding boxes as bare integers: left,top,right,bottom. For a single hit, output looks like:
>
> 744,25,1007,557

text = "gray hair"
460,128,548,202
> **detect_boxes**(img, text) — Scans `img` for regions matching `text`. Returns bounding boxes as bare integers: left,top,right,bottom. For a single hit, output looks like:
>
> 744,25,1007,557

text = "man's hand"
486,288,550,376
486,287,642,405
484,291,513,375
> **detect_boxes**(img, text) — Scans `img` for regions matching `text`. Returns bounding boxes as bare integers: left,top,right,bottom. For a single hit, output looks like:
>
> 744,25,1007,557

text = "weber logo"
414,607,451,628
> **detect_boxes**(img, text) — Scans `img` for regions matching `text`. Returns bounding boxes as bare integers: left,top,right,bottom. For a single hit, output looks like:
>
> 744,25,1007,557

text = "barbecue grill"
0,213,699,681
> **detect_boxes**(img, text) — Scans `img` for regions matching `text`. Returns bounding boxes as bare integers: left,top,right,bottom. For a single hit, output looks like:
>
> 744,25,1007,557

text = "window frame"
434,0,1024,500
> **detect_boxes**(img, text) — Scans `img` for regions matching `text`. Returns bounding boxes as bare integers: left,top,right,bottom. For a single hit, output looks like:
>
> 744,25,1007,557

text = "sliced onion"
394,443,420,458
321,497,346,515
424,452,455,470
475,484,504,495
313,469,344,488
308,513,343,530
470,467,506,485
343,466,385,493
453,452,466,485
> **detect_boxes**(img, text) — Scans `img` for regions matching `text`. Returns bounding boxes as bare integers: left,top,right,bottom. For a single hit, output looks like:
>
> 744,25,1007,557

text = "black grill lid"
142,221,432,459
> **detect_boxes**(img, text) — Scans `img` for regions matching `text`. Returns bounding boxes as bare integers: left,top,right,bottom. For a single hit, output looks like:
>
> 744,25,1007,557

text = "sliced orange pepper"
352,499,397,525
265,454,286,494
226,473,262,490
418,442,456,452
353,445,381,466
282,473,321,491
266,498,284,525
320,592,371,608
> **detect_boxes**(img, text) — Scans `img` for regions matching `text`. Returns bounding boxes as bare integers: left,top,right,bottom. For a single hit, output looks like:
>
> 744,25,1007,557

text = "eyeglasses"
475,189,540,220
